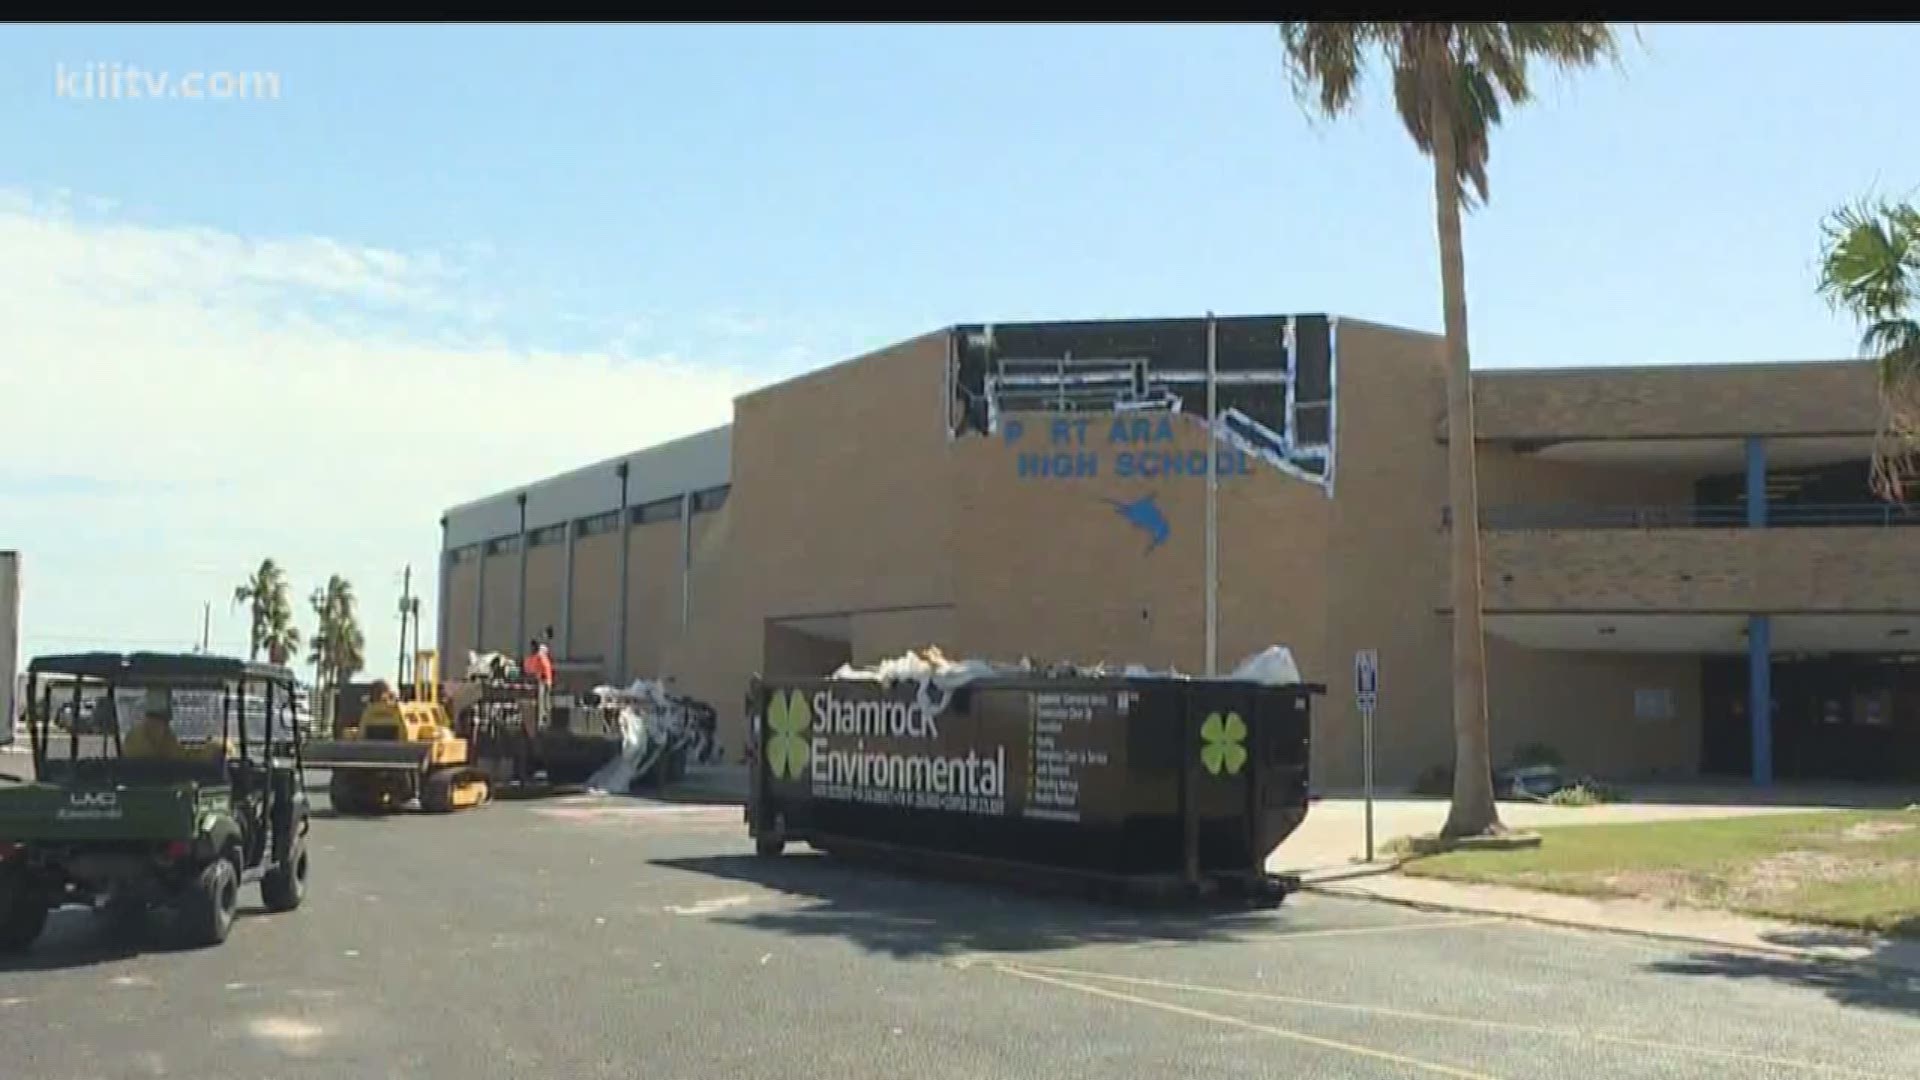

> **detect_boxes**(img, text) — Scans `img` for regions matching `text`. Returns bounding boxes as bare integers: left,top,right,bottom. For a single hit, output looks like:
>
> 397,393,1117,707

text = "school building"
437,314,1920,789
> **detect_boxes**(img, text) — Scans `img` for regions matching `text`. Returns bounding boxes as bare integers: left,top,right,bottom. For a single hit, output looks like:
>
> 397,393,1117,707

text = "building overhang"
1486,612,1920,655
1514,434,1872,472
1458,358,1878,444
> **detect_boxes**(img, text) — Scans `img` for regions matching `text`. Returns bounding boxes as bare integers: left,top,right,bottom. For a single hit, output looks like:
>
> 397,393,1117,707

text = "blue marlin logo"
1105,494,1170,553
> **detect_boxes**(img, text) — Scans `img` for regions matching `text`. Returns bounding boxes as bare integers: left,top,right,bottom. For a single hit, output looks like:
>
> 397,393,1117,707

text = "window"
484,536,521,556
633,497,683,524
1633,688,1675,722
1853,688,1893,727
577,510,621,536
528,523,568,547
692,485,730,513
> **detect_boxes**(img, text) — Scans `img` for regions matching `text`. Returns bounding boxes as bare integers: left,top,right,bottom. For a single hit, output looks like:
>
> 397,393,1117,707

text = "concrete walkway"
1304,869,1920,976
1266,794,1830,876
1273,791,1920,977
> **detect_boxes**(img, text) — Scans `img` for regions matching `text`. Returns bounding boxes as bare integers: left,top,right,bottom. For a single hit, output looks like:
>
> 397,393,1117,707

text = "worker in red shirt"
524,639,555,686
521,640,556,773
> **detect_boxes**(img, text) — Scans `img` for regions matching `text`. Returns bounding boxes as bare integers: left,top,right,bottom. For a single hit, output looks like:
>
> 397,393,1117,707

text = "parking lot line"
991,961,1503,1080
1000,961,1902,1080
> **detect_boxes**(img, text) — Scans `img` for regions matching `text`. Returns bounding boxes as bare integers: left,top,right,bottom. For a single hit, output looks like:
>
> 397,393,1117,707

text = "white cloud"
0,189,771,678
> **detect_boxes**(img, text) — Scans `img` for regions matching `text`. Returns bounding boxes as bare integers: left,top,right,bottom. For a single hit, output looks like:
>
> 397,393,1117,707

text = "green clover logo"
765,690,812,781
1200,711,1247,776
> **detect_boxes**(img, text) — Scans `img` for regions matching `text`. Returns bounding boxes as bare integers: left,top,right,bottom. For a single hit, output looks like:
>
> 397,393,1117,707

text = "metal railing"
1441,502,1920,530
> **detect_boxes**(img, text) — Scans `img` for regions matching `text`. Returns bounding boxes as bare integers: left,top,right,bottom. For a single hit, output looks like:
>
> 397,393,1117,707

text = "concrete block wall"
1482,527,1920,613
1474,360,1876,441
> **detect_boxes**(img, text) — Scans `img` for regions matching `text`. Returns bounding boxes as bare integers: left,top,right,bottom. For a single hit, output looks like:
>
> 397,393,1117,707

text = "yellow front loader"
302,650,492,814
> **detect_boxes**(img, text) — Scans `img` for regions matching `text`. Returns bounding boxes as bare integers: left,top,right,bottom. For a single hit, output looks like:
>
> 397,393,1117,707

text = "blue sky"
1,22,1913,679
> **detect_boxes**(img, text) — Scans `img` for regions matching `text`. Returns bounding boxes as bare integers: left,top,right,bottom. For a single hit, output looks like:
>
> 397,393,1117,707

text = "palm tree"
233,558,301,666
1816,197,1920,502
1277,23,1622,838
308,575,366,730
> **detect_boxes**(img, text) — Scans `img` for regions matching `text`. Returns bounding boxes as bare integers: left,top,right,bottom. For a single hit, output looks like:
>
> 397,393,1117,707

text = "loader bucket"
302,740,434,771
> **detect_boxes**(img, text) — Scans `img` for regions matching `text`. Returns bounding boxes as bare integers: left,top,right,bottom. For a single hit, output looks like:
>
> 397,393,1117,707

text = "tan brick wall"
727,331,954,619
948,409,1333,676
525,543,563,648
682,513,719,628
763,622,852,681
1477,446,1699,507
568,533,617,663
1483,527,1920,612
480,551,516,654
659,333,957,753
1321,320,1451,787
850,606,956,665
659,503,748,719
623,519,683,681
1486,639,1702,780
1474,360,1876,441
444,558,478,660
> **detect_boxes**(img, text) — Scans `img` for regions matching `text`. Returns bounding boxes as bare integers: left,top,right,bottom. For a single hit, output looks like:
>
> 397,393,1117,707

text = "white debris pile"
583,678,718,795
1225,646,1304,687
466,651,519,680
829,645,1303,688
829,647,1013,691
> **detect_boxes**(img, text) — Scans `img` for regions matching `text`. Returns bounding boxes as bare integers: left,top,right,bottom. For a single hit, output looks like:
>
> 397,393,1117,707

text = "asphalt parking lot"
2,778,1916,1080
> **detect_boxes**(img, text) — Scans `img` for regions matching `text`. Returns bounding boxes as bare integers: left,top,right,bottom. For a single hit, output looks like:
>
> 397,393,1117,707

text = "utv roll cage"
22,652,305,781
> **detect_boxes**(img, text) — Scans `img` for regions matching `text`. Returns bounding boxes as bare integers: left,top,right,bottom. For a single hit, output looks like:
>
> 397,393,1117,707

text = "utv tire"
327,771,367,815
0,872,48,953
101,894,151,944
261,837,309,913
180,855,240,948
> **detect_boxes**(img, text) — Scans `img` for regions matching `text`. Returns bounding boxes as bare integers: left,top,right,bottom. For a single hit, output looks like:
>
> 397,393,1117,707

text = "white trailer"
1,551,18,747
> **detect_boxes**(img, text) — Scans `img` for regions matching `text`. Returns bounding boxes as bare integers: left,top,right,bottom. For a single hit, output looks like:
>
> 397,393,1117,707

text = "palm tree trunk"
1429,56,1503,839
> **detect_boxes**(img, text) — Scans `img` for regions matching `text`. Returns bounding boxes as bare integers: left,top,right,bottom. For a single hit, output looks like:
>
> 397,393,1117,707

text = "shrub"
1508,742,1566,771
1547,781,1620,807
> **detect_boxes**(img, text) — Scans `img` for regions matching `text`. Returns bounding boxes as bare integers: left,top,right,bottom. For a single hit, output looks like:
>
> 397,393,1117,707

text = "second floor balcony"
1443,501,1920,531
1438,501,1920,614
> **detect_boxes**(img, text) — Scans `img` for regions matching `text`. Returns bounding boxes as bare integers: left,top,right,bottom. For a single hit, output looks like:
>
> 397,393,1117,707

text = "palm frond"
1819,199,1920,322
1276,22,1400,120
1818,197,1920,504
1282,21,1622,212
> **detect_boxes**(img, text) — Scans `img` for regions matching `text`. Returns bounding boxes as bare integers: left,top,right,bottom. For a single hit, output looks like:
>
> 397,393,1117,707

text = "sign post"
1354,649,1379,862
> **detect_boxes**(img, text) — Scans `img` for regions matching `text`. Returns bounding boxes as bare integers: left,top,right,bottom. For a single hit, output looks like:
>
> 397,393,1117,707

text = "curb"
1305,879,1920,978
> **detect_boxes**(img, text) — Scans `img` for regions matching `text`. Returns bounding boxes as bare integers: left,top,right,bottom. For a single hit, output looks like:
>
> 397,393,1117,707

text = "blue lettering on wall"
1015,417,1252,483
1019,451,1100,478
1106,417,1176,444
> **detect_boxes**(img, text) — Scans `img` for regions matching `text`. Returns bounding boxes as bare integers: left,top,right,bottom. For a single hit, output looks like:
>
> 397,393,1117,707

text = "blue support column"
1745,435,1771,785
1748,614,1773,786
1745,435,1768,527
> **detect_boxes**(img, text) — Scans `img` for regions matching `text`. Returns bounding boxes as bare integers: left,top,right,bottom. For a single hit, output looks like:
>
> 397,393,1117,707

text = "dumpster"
745,649,1322,906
